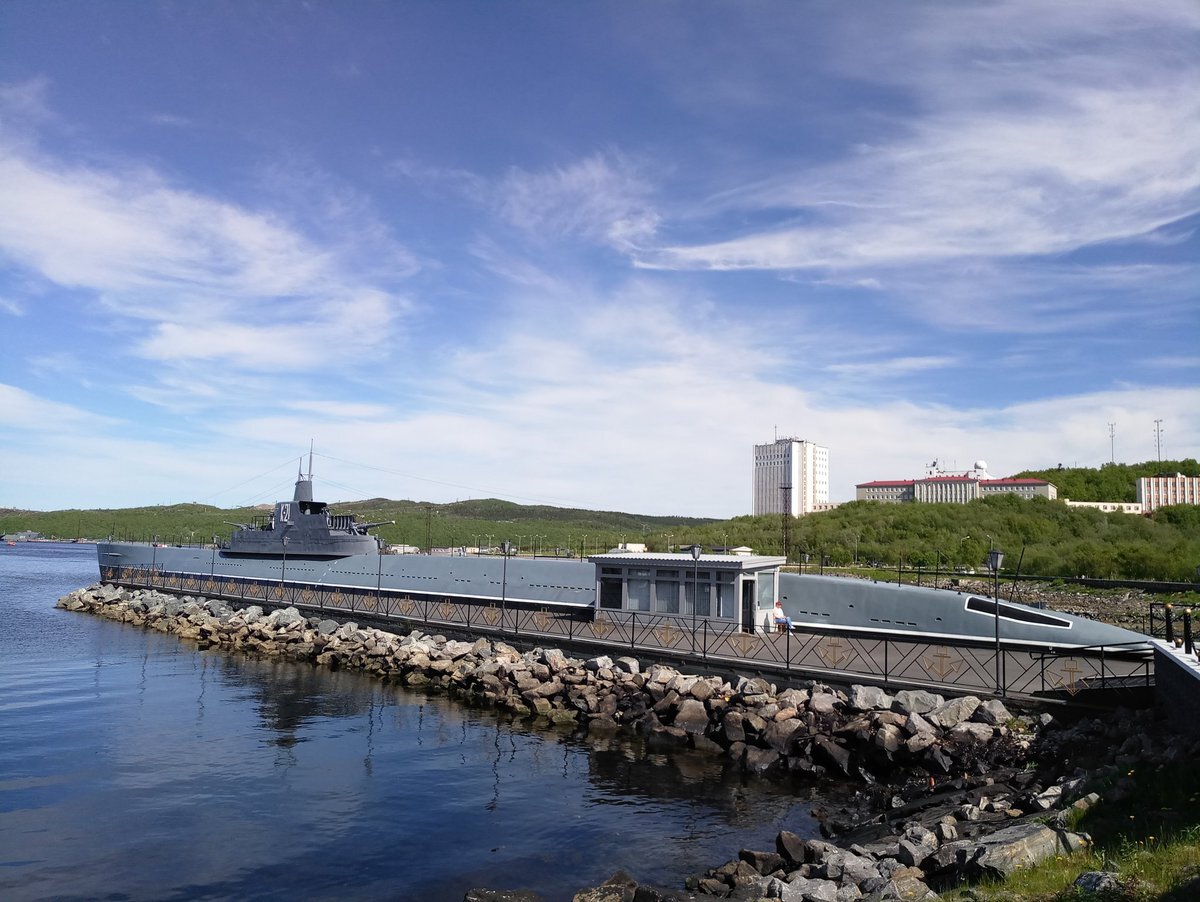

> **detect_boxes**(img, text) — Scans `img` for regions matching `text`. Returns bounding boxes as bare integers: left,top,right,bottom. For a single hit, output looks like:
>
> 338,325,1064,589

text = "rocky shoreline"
58,584,1197,901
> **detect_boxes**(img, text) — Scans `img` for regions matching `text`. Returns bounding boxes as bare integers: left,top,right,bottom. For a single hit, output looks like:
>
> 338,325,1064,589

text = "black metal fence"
103,565,1153,702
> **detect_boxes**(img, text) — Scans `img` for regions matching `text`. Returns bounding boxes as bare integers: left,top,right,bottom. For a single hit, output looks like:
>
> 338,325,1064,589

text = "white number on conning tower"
280,504,291,523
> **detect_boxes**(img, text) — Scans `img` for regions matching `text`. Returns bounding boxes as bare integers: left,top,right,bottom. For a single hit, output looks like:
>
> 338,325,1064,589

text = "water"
1,543,849,901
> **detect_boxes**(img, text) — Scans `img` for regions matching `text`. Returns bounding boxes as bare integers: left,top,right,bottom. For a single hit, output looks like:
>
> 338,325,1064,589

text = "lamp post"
987,545,1005,694
500,541,513,632
690,544,702,651
281,534,289,600
959,535,971,569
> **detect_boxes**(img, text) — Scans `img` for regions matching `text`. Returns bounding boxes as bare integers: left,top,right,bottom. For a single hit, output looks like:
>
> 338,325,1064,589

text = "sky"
1,1,1197,518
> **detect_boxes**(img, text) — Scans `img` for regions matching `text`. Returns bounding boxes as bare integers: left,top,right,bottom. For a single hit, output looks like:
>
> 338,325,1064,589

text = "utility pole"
781,484,792,562
1108,422,1115,463
1154,419,1163,461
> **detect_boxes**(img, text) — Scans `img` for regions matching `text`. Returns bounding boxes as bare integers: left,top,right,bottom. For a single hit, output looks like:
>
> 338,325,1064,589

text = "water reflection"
2,545,859,902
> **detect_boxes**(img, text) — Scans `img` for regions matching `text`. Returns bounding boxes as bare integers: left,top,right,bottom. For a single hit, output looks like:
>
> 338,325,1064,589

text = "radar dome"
974,460,988,471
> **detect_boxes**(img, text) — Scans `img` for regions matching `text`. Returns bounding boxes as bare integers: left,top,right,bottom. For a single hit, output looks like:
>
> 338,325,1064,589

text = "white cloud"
497,153,661,252
639,4,1200,277
0,383,114,432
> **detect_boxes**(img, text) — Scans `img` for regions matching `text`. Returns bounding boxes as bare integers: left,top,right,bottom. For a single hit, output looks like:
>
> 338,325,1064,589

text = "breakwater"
58,584,1196,900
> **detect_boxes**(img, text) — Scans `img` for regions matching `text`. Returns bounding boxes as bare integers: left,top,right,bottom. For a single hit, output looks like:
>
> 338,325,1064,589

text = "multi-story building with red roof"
856,461,1057,504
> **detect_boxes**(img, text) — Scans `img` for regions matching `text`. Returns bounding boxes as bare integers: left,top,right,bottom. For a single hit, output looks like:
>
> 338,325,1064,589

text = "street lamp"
987,545,1005,694
281,534,290,599
500,540,513,631
690,544,702,650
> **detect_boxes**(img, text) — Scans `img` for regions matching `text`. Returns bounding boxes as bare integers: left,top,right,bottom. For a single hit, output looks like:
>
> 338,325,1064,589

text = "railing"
102,565,1154,702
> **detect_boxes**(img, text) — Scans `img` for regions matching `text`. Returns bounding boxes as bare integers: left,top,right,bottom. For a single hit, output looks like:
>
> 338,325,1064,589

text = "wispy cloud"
638,4,1200,279
496,153,661,252
826,356,957,378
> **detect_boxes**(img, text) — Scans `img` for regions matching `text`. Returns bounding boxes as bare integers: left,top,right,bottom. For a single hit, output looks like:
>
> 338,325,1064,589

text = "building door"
741,578,757,633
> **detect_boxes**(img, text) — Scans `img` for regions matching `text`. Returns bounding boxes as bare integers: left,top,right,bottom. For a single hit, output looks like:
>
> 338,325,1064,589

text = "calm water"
0,543,848,901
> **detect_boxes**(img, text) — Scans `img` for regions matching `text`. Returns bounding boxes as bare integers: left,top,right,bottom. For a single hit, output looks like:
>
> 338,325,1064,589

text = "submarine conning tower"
293,458,314,504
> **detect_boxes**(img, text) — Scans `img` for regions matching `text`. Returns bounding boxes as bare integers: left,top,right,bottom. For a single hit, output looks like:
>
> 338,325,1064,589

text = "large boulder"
929,695,981,728
849,685,892,711
970,823,1063,880
891,690,943,715
673,698,710,735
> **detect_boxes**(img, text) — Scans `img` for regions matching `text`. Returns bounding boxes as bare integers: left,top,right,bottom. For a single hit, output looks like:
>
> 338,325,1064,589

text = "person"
773,600,793,631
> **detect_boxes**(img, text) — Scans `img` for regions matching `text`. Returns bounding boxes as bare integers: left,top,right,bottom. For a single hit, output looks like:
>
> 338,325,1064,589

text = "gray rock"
540,648,570,672
971,823,1062,879
929,695,980,728
740,848,787,876
585,655,614,672
813,736,852,777
809,693,839,715
1034,785,1063,810
614,656,640,674
974,698,1012,725
765,718,804,754
1073,871,1122,894
874,724,903,754
745,746,781,774
463,889,547,901
673,698,710,735
947,722,994,743
779,876,839,902
849,685,892,711
891,690,943,715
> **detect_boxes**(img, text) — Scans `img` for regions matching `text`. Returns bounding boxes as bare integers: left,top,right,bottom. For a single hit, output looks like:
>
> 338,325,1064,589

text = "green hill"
1012,458,1199,502
5,461,1199,581
0,497,715,559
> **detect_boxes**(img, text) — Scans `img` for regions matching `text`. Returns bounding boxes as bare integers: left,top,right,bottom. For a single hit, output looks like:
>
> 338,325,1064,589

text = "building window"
628,577,651,611
655,574,679,613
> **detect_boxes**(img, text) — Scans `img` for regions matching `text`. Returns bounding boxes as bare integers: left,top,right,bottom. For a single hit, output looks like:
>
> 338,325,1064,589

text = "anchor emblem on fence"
436,601,455,620
1050,658,1088,696
817,637,853,668
590,617,613,638
729,633,760,656
921,647,963,681
398,598,415,616
481,605,501,626
654,623,681,646
300,589,315,604
247,584,263,598
533,609,552,631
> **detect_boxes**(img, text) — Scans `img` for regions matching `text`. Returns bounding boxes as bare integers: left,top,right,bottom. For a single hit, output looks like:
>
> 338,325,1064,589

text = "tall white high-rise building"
752,437,830,516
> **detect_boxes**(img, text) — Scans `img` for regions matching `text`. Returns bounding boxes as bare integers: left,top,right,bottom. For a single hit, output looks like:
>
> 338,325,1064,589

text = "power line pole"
1154,419,1163,461
781,484,792,562
1107,422,1115,463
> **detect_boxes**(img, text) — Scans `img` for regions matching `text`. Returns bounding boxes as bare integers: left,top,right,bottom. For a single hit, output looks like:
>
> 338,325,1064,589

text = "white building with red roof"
856,460,1057,504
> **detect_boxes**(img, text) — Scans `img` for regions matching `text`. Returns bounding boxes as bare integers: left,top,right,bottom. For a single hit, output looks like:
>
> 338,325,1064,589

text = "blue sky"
1,1,1197,517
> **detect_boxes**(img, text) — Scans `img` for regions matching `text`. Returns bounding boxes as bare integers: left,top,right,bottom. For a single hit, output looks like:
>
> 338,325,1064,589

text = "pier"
99,563,1153,706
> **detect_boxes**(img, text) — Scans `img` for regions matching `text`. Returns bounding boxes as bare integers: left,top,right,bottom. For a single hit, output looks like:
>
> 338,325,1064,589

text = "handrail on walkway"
101,564,1154,705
